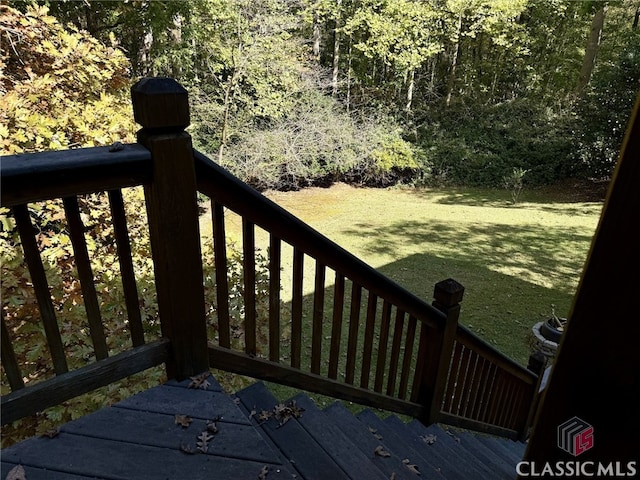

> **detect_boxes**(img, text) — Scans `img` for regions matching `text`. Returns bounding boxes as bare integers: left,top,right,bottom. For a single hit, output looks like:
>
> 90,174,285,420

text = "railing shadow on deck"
1,77,539,442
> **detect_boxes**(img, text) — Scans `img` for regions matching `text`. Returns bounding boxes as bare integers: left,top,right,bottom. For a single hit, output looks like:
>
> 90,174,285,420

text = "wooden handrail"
1,144,152,207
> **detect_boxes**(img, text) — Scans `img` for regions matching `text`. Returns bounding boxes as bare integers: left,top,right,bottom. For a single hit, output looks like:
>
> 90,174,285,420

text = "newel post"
417,278,464,425
131,77,209,379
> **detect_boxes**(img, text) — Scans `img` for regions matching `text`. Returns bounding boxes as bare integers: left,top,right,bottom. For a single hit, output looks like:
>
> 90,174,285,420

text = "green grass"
262,183,602,363
200,182,604,407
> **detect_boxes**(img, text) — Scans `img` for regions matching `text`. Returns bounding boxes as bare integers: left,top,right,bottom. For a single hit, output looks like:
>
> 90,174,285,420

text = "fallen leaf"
368,427,377,434
175,414,193,428
196,431,214,453
180,442,196,455
41,427,60,438
188,372,211,390
5,465,26,480
374,433,383,440
402,459,420,475
421,433,436,445
390,474,397,480
206,420,218,434
273,399,305,427
258,465,269,479
374,445,391,457
258,410,272,422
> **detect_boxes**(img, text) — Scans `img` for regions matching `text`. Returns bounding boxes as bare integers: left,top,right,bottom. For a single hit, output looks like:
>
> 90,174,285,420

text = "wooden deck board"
1,375,294,479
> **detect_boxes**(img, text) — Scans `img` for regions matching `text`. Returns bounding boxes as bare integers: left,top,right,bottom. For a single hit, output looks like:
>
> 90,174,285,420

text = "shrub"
0,5,136,154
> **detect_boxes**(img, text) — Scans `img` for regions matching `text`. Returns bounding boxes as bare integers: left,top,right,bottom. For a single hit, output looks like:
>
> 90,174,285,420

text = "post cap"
433,278,465,307
131,77,190,131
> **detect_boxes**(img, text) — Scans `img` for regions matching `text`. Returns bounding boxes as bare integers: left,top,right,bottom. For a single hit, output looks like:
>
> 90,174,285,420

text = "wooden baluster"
328,272,345,380
415,278,464,425
386,308,405,396
108,190,144,347
12,204,68,374
450,346,471,415
462,355,485,419
486,371,506,425
1,314,24,391
478,365,499,423
132,77,208,379
212,201,230,349
268,234,281,362
344,283,362,385
359,292,377,389
374,300,392,393
439,341,463,411
63,196,109,360
290,247,304,369
311,261,326,374
398,315,417,400
242,218,256,356
470,358,493,420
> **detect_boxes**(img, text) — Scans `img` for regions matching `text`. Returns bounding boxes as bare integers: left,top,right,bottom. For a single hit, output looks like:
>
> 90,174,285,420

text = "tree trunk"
313,14,321,59
445,12,463,107
405,69,415,112
575,4,607,96
346,38,352,112
332,0,342,96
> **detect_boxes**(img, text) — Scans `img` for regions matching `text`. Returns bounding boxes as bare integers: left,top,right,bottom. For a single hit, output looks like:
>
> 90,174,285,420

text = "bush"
217,88,426,190
417,100,576,187
0,5,136,154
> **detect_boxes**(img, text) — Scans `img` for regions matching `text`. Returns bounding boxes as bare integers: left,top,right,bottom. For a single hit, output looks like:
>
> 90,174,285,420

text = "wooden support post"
416,278,464,425
519,351,546,441
131,78,209,380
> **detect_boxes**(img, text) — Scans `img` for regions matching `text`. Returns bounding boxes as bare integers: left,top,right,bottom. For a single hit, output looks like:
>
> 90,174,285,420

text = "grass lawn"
208,180,604,369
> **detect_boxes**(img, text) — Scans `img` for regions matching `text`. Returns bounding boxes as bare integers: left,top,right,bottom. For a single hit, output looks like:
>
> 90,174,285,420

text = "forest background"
1,0,639,443
2,0,640,190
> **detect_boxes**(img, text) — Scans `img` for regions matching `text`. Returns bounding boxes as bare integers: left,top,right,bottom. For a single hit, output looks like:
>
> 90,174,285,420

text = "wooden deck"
1,373,527,480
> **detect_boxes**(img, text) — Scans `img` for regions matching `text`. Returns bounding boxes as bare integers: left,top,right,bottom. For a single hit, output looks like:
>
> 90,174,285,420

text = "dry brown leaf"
175,414,193,428
258,410,272,422
180,442,196,455
206,420,218,434
406,464,420,475
402,459,420,475
5,465,26,480
374,445,391,458
421,434,436,445
258,465,269,479
41,427,60,438
188,371,211,390
196,431,214,453
274,399,305,427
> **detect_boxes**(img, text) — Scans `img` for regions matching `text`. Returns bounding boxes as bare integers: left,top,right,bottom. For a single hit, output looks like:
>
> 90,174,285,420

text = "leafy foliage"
0,5,136,153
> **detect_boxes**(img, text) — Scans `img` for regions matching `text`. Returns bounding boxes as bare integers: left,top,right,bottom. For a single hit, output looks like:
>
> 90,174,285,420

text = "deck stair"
1,374,526,480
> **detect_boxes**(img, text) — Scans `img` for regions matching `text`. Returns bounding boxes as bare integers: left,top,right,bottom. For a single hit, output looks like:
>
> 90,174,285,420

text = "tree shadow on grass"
342,219,592,297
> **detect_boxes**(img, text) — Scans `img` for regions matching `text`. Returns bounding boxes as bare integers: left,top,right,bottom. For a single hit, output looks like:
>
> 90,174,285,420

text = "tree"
0,4,136,153
575,1,608,96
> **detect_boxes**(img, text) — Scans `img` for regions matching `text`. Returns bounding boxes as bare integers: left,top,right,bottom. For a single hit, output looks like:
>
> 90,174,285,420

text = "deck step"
287,394,388,480
235,382,350,480
323,401,421,480
2,375,528,480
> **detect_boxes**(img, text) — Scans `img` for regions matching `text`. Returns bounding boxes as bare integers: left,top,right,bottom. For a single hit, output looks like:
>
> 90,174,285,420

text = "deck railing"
1,78,538,439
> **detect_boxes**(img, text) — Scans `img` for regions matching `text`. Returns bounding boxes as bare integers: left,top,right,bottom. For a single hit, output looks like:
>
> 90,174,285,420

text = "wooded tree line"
4,0,640,189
